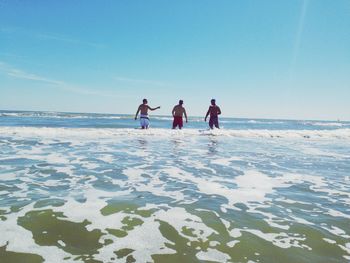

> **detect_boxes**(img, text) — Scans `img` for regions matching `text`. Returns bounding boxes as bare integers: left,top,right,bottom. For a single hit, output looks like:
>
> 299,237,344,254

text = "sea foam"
1,126,350,140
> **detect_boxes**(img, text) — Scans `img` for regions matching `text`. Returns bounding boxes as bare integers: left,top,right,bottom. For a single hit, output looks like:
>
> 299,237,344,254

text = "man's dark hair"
143,99,147,103
179,100,183,105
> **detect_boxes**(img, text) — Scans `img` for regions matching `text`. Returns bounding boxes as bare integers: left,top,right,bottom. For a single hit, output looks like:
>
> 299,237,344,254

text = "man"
205,99,221,129
172,100,188,129
135,99,160,129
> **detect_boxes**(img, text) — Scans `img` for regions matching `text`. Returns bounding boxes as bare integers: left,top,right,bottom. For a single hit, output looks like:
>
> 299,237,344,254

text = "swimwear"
173,116,183,129
209,116,219,129
140,114,150,128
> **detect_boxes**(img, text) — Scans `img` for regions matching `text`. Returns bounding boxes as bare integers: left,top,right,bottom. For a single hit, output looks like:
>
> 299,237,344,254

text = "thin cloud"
0,62,115,98
35,32,105,48
0,61,65,86
0,26,105,48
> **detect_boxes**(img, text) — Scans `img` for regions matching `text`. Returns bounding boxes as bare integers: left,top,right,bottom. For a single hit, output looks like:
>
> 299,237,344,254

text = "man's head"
179,100,184,105
211,99,216,105
143,99,148,104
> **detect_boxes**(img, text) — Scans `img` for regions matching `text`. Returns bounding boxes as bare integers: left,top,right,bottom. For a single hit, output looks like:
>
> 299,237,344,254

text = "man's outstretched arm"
148,106,161,111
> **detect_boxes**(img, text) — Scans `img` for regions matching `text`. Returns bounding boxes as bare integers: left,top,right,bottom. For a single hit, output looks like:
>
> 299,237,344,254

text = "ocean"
0,110,349,263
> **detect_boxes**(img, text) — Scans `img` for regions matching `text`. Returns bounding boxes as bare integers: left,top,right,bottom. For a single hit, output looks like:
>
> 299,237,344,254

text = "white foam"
120,167,186,201
326,209,350,220
211,156,242,166
52,188,131,230
0,170,18,181
57,240,66,247
227,240,240,248
95,217,176,262
97,154,114,163
300,146,350,158
323,226,350,238
229,228,242,238
209,241,220,246
1,126,350,140
304,121,346,127
196,248,230,262
220,219,231,229
290,215,314,226
0,112,123,120
162,167,306,213
0,203,80,263
339,243,350,259
323,238,336,244
156,207,217,241
243,229,310,250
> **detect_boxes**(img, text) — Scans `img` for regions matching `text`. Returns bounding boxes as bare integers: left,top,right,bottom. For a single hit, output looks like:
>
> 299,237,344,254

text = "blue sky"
0,0,349,120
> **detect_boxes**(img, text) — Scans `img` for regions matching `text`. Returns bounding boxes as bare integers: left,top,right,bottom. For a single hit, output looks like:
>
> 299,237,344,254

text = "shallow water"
0,111,350,262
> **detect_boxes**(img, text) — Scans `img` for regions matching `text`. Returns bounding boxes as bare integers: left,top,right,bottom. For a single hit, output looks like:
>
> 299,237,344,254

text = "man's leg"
209,118,214,129
215,118,219,129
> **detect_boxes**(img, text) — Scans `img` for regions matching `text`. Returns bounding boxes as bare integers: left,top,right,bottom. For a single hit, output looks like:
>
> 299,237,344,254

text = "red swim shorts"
173,116,183,129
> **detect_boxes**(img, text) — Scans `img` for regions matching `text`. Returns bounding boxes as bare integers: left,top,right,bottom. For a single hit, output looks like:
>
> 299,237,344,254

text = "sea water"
0,110,349,263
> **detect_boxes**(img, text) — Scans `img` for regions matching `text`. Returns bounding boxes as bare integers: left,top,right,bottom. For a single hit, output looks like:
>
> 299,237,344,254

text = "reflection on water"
208,137,219,155
137,138,148,150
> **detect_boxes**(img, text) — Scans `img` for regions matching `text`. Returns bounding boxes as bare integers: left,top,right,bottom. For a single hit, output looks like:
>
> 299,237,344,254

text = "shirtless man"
205,99,221,129
134,99,160,129
172,100,188,129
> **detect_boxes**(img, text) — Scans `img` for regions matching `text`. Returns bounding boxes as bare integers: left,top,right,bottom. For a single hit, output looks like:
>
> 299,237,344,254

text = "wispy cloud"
0,61,115,97
289,0,310,80
113,76,170,87
35,32,105,48
0,26,105,48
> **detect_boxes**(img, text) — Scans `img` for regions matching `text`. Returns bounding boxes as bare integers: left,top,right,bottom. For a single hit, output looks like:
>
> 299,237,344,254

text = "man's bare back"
172,105,187,117
172,100,188,129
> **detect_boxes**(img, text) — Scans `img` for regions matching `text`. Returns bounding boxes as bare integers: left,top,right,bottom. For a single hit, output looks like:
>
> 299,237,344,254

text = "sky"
0,0,349,120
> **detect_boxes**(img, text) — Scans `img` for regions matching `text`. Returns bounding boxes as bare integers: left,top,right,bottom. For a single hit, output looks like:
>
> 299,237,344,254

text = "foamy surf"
1,112,350,262
1,126,350,140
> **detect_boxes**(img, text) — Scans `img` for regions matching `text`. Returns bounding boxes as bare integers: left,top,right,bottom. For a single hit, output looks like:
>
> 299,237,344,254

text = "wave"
302,121,347,127
0,112,124,119
0,127,349,140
